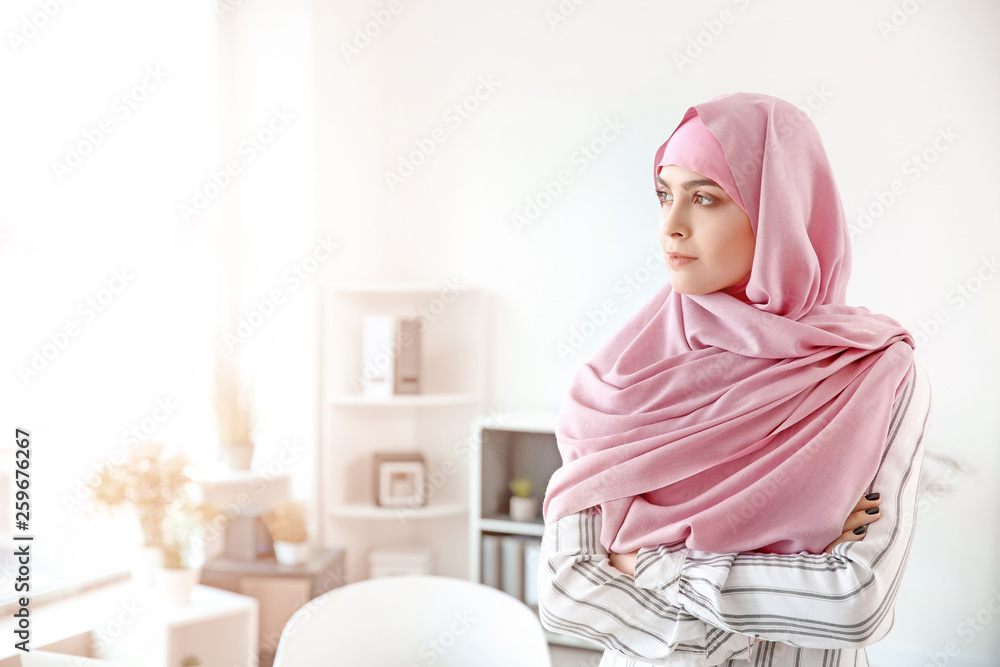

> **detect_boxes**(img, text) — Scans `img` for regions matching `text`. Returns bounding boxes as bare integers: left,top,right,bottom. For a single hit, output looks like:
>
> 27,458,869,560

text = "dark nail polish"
865,493,880,501
853,525,867,535
865,507,880,515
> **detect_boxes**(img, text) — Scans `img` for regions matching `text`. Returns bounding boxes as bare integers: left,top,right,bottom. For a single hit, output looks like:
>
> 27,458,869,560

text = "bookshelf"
468,412,602,651
317,282,487,582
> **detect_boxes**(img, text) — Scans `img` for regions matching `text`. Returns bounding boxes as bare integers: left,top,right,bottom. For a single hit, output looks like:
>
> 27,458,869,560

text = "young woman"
538,92,931,666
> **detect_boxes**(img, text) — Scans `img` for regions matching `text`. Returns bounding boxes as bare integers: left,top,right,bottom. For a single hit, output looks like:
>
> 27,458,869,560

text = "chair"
272,574,552,667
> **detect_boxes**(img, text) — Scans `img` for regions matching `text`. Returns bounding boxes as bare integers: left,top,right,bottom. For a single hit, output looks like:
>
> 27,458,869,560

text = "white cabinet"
468,412,602,651
317,282,487,582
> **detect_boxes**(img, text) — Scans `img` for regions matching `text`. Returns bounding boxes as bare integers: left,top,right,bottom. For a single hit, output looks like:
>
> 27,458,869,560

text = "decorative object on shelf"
213,354,258,471
360,314,422,397
361,314,396,398
261,499,310,566
88,442,191,589
394,316,421,395
373,452,426,508
508,477,537,522
157,490,219,605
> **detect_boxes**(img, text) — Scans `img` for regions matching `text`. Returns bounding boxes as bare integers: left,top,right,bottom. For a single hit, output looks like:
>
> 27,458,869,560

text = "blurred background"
1,0,998,665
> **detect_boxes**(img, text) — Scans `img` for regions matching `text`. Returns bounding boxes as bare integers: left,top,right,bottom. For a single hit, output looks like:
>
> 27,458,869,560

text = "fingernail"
865,507,880,515
865,493,880,501
853,525,867,535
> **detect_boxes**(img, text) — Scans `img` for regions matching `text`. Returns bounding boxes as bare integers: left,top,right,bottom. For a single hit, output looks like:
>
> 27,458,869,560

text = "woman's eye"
695,194,715,205
656,190,672,204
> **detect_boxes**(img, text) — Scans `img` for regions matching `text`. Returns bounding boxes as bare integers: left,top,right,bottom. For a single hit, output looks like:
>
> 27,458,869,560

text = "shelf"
327,502,468,519
326,392,480,407
479,517,545,537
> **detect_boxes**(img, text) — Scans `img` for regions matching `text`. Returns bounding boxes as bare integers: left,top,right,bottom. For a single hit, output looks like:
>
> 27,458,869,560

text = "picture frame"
373,452,427,508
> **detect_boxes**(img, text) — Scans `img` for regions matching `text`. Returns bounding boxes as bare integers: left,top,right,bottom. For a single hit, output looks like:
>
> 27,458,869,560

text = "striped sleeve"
632,361,931,649
537,509,752,665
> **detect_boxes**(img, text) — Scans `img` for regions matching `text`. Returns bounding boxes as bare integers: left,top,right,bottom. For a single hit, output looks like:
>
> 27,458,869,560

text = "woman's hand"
609,549,640,576
823,492,882,554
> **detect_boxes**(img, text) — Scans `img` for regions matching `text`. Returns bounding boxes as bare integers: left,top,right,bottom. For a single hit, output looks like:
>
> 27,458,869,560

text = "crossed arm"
537,362,929,661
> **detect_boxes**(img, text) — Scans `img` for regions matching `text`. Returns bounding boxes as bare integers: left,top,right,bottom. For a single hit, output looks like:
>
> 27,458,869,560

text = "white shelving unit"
316,282,487,582
468,412,602,652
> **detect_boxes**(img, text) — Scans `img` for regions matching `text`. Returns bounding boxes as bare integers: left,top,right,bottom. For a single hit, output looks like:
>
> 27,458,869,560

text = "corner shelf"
468,411,602,655
316,282,487,582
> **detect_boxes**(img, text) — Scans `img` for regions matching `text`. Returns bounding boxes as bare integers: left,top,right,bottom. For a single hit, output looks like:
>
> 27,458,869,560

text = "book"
500,535,525,601
481,534,502,589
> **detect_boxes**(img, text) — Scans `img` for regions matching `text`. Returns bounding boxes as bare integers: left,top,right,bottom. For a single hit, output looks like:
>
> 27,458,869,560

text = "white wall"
309,1,1000,664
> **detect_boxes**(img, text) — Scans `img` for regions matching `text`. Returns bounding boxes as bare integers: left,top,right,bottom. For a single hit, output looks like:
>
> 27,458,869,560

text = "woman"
538,92,931,666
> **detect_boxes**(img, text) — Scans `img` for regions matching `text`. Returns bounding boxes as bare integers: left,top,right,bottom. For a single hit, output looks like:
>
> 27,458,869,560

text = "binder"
481,534,502,589
500,535,525,601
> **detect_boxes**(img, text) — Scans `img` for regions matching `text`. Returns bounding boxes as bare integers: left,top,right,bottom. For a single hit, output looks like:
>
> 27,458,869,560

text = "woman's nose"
660,206,689,238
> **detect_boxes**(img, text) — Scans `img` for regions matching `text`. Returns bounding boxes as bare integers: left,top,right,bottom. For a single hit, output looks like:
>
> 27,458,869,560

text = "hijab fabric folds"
541,93,915,556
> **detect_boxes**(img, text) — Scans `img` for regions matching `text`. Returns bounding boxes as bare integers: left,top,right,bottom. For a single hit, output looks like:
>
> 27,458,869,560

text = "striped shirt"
538,361,930,666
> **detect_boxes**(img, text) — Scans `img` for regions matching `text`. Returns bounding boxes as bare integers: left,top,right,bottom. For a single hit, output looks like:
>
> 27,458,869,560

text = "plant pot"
509,496,537,522
131,545,163,592
274,541,310,566
224,442,254,471
155,566,202,605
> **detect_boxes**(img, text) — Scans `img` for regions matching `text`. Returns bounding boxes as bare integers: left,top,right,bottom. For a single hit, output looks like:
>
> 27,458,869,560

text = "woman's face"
656,164,755,295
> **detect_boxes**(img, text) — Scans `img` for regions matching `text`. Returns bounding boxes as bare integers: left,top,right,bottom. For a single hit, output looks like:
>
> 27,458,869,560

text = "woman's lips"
665,251,697,268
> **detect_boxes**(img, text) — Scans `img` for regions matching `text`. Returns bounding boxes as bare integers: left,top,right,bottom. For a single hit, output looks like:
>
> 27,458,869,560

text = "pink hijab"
542,93,915,555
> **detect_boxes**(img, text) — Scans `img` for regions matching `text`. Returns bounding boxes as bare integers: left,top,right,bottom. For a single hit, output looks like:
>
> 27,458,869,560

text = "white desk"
0,580,258,667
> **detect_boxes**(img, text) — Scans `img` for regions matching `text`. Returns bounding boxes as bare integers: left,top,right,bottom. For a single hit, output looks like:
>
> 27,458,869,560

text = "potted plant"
261,500,310,566
156,491,219,605
213,354,258,471
508,477,536,522
89,442,192,589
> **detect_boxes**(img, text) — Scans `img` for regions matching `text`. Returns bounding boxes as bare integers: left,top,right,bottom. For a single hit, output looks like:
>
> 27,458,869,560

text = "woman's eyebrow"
656,176,722,189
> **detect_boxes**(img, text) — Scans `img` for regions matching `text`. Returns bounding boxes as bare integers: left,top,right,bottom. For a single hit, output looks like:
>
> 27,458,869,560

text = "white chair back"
273,574,551,667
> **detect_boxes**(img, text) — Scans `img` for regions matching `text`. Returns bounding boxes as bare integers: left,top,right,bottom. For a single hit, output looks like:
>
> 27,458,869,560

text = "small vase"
274,541,310,566
131,545,163,592
155,566,202,605
224,442,255,471
509,496,537,522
